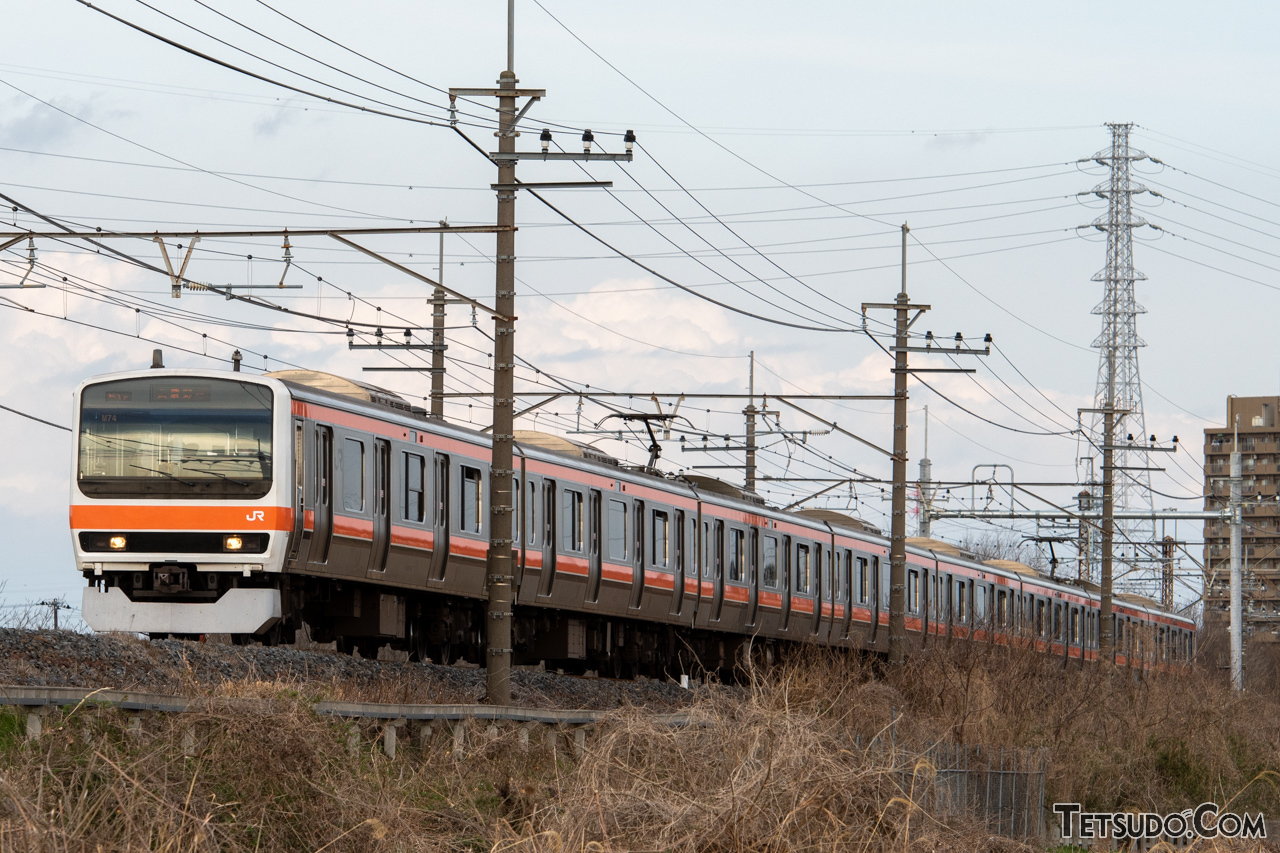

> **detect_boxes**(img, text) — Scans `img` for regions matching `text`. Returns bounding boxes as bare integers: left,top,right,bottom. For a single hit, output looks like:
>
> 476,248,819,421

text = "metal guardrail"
0,684,693,726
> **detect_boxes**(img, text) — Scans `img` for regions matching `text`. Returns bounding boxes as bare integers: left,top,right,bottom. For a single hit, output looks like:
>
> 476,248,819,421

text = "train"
71,366,1196,675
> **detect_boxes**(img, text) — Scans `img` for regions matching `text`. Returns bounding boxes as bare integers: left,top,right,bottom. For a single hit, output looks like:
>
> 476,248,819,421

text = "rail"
0,684,693,726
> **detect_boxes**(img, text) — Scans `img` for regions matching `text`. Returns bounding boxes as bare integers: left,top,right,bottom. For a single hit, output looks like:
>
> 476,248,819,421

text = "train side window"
955,580,968,622
997,590,1008,626
702,521,712,578
795,544,811,594
461,466,483,533
527,480,538,546
342,437,365,512
727,528,744,581
561,489,584,552
975,585,987,623
403,452,426,523
653,509,670,568
608,499,628,561
821,549,832,600
1035,600,1046,637
857,557,869,604
501,477,516,545
1053,604,1063,641
907,570,919,614
762,536,778,588
832,550,843,600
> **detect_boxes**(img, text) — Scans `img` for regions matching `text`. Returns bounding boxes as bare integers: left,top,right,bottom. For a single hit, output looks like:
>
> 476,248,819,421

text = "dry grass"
0,642,1278,852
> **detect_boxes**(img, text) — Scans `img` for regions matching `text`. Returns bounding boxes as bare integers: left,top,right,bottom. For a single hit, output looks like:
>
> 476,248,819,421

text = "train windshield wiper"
128,464,196,486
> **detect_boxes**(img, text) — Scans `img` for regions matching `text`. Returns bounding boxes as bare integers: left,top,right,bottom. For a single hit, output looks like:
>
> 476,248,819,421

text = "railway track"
0,628,696,711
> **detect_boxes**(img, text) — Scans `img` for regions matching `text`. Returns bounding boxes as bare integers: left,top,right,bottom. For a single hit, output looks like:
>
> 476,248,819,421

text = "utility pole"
449,1,631,704
918,405,933,538
745,351,757,493
863,223,988,664
1231,414,1244,691
1161,535,1175,611
1101,406,1116,660
430,220,448,419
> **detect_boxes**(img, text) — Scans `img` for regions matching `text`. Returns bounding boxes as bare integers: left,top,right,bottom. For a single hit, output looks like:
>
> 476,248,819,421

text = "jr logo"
246,511,265,522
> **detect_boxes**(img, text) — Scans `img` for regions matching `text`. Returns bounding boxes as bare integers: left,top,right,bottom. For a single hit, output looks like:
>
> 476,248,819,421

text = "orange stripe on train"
71,505,293,531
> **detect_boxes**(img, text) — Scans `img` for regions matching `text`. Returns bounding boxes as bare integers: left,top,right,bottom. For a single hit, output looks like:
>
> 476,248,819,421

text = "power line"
0,402,70,432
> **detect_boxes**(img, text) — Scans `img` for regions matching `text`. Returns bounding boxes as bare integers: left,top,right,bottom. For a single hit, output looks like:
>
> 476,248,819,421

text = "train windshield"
78,377,274,499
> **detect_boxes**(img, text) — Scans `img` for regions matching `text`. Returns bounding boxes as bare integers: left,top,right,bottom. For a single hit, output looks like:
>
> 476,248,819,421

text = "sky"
3,0,1279,618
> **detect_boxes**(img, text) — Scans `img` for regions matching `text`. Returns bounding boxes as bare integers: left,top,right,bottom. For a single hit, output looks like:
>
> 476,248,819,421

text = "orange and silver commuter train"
71,368,1195,674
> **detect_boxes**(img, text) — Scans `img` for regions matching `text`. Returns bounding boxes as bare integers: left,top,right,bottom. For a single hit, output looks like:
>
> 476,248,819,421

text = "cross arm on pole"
775,397,896,460
329,233,510,322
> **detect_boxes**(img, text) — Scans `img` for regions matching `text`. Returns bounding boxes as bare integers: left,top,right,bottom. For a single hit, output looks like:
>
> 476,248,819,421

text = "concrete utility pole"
889,227,911,664
430,220,448,420
918,405,933,538
745,351,757,493
1231,415,1244,692
863,224,988,665
450,1,631,704
1100,406,1116,660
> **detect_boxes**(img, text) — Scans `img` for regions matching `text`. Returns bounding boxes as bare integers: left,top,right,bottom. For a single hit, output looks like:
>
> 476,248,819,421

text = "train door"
587,489,603,604
367,438,391,576
843,548,855,639
745,528,759,627
286,419,307,568
429,453,450,582
711,519,725,622
671,510,686,617
870,555,881,643
538,480,557,597
780,535,793,632
629,500,646,610
811,545,825,635
309,425,333,566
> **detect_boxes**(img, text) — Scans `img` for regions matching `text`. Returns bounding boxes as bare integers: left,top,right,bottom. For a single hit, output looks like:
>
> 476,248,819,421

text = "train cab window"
342,438,365,512
795,544,811,594
608,499,628,561
461,466,483,533
653,510,670,568
857,557,869,604
955,580,968,622
727,528,744,582
561,489,584,552
908,570,919,614
403,452,426,523
762,536,778,588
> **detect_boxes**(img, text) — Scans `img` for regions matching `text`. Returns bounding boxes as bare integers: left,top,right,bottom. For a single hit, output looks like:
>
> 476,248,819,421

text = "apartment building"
1204,396,1280,643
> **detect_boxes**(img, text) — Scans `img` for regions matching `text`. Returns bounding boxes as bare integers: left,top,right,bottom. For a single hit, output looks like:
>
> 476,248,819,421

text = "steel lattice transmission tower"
1086,122,1156,592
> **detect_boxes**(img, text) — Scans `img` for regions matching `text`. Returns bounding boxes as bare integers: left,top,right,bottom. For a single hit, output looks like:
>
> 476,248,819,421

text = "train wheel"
406,619,429,663
335,636,355,656
148,633,170,641
356,640,380,660
436,641,453,666
230,633,251,646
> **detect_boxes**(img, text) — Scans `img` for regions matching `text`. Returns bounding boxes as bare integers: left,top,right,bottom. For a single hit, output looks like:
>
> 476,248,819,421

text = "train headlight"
224,535,244,552
108,535,127,551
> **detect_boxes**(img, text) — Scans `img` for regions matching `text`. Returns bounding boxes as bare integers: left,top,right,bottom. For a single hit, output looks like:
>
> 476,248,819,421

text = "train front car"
72,370,292,640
